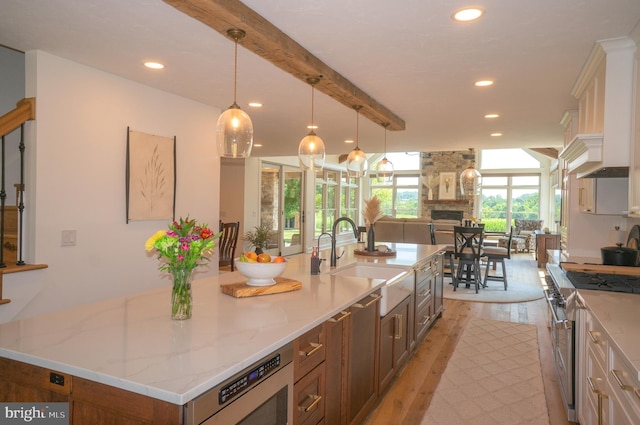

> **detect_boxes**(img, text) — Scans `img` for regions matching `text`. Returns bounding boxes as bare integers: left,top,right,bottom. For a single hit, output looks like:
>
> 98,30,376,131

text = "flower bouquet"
146,217,220,320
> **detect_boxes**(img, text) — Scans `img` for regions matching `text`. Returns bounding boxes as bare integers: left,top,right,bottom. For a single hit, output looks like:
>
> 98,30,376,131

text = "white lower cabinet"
577,297,640,425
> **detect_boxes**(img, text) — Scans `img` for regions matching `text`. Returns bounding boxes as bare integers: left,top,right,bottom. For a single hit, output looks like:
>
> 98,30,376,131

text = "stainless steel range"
545,262,640,422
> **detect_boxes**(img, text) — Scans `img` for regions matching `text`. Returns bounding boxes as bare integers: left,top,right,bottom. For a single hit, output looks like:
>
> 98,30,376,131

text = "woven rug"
421,319,550,425
443,255,545,303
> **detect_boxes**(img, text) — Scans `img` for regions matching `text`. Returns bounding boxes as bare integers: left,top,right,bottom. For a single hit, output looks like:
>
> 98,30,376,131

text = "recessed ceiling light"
484,114,500,119
344,139,354,144
491,132,503,137
248,102,263,108
253,143,263,147
475,80,494,87
144,61,164,70
452,7,484,22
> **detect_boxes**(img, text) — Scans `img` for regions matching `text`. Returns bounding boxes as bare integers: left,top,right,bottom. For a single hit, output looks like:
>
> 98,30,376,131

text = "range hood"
559,133,629,178
560,37,636,179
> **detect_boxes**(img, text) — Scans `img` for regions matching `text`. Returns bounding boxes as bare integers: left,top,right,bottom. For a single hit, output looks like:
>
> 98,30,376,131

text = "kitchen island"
0,243,445,423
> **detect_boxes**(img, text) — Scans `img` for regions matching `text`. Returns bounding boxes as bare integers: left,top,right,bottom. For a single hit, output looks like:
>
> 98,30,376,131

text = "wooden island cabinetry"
293,323,327,425
0,357,182,425
378,295,412,394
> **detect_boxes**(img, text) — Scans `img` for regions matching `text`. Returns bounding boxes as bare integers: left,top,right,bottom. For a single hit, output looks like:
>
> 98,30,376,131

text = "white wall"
0,51,221,323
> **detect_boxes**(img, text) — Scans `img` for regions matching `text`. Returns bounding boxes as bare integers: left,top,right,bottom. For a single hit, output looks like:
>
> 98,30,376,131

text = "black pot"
601,246,640,267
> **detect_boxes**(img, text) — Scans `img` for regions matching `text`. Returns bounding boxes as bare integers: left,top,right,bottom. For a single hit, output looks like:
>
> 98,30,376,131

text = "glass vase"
171,268,193,320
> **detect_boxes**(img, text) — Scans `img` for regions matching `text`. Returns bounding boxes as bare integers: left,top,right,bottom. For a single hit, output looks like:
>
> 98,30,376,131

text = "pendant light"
346,105,368,178
298,77,325,171
375,123,394,183
216,29,253,158
460,162,482,198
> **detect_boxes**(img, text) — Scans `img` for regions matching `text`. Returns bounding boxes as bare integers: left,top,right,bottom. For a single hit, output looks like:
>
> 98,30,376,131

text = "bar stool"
450,226,484,293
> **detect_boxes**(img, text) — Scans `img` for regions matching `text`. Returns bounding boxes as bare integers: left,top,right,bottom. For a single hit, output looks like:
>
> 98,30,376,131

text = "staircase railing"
0,98,34,269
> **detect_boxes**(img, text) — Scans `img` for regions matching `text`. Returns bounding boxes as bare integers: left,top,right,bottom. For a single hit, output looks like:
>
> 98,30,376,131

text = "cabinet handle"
419,289,431,298
353,293,381,309
587,376,605,395
575,297,586,309
298,394,322,412
394,314,402,339
610,369,635,392
419,315,431,326
299,342,323,357
588,330,602,345
327,310,351,322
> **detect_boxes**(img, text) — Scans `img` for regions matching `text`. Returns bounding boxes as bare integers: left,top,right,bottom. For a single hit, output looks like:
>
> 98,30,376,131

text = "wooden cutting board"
220,276,302,298
561,262,640,276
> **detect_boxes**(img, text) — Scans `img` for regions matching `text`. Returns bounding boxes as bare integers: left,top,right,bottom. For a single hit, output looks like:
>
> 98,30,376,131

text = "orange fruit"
244,251,258,261
273,256,286,263
257,253,271,263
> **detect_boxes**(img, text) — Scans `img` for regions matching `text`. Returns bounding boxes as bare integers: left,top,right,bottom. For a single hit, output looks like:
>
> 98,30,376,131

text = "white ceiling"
1,0,640,158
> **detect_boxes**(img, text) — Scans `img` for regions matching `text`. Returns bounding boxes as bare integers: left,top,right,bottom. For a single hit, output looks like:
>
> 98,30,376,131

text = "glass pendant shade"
216,29,253,158
298,131,325,171
298,77,325,170
376,123,394,183
346,147,368,177
346,105,367,178
217,103,253,158
376,157,394,183
460,165,482,197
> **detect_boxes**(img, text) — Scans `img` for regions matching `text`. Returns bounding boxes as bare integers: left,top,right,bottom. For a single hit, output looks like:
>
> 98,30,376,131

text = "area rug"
421,319,550,425
443,256,545,303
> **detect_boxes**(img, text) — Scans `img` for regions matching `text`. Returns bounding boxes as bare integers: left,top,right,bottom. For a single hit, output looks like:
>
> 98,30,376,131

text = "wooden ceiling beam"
530,148,559,159
163,0,406,131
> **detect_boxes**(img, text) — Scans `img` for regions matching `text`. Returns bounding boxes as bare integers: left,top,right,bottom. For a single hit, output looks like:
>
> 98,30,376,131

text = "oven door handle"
543,289,570,329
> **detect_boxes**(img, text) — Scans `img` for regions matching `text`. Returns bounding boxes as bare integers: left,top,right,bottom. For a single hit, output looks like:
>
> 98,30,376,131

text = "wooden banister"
0,98,35,137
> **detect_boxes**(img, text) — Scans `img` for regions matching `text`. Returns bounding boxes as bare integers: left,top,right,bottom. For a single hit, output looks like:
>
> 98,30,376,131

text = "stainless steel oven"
185,342,294,425
545,264,577,422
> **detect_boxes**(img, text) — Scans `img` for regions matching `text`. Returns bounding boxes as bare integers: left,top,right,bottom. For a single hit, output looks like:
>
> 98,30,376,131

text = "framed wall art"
126,128,176,223
438,172,456,200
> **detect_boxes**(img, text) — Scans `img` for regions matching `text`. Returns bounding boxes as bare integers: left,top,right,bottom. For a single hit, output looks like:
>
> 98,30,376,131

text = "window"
315,169,360,238
369,152,420,218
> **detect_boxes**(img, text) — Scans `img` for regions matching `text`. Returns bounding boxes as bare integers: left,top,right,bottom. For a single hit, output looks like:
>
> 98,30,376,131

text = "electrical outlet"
61,230,76,246
49,372,65,386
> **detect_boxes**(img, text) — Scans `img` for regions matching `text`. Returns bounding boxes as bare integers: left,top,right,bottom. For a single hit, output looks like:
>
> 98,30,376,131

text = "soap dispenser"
311,247,322,275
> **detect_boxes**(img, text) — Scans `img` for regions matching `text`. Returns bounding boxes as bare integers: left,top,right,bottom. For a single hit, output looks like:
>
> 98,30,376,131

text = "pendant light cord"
233,39,238,104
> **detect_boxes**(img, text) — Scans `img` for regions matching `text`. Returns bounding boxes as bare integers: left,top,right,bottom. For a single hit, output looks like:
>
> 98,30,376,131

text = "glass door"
260,163,304,256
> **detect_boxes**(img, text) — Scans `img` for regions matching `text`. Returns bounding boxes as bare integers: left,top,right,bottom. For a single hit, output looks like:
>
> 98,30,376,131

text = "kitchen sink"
331,264,413,316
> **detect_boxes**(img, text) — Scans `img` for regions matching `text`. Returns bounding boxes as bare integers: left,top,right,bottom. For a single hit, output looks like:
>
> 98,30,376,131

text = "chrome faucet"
330,217,359,267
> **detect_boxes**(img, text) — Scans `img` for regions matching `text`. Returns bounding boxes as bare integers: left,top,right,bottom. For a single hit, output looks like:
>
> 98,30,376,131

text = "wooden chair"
483,226,514,290
218,221,240,271
450,226,484,293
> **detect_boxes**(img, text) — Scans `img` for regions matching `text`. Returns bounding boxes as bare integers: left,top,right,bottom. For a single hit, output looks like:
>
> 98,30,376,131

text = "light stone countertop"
578,289,640,381
0,243,445,405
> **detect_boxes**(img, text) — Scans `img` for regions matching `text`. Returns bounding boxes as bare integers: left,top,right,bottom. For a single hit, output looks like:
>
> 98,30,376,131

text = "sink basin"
331,264,413,316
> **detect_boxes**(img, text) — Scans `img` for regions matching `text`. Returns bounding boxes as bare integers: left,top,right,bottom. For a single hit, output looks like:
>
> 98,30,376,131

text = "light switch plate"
61,230,76,246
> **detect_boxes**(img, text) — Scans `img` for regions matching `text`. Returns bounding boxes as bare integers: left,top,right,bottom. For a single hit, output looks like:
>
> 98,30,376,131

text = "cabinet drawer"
585,313,607,368
293,362,325,425
609,345,640,421
294,324,326,382
415,301,433,343
585,344,609,423
415,277,432,312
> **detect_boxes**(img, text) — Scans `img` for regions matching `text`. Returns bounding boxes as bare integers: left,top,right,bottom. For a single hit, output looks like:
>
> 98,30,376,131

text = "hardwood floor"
363,253,577,425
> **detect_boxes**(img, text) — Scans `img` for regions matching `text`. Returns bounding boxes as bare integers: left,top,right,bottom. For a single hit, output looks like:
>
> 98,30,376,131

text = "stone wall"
420,149,477,220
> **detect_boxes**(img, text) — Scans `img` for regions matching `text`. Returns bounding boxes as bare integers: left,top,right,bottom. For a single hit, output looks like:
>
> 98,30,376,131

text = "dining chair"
450,226,484,293
482,226,514,290
218,221,240,272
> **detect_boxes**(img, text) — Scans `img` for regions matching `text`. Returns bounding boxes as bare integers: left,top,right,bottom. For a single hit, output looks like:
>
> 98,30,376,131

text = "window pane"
481,189,508,232
482,176,508,186
511,189,539,220
512,175,539,186
372,188,393,215
481,149,540,169
396,188,418,218
396,176,419,186
386,152,420,170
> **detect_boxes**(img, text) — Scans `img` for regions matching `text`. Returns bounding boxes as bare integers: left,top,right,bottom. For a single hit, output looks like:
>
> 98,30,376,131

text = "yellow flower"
145,230,166,252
